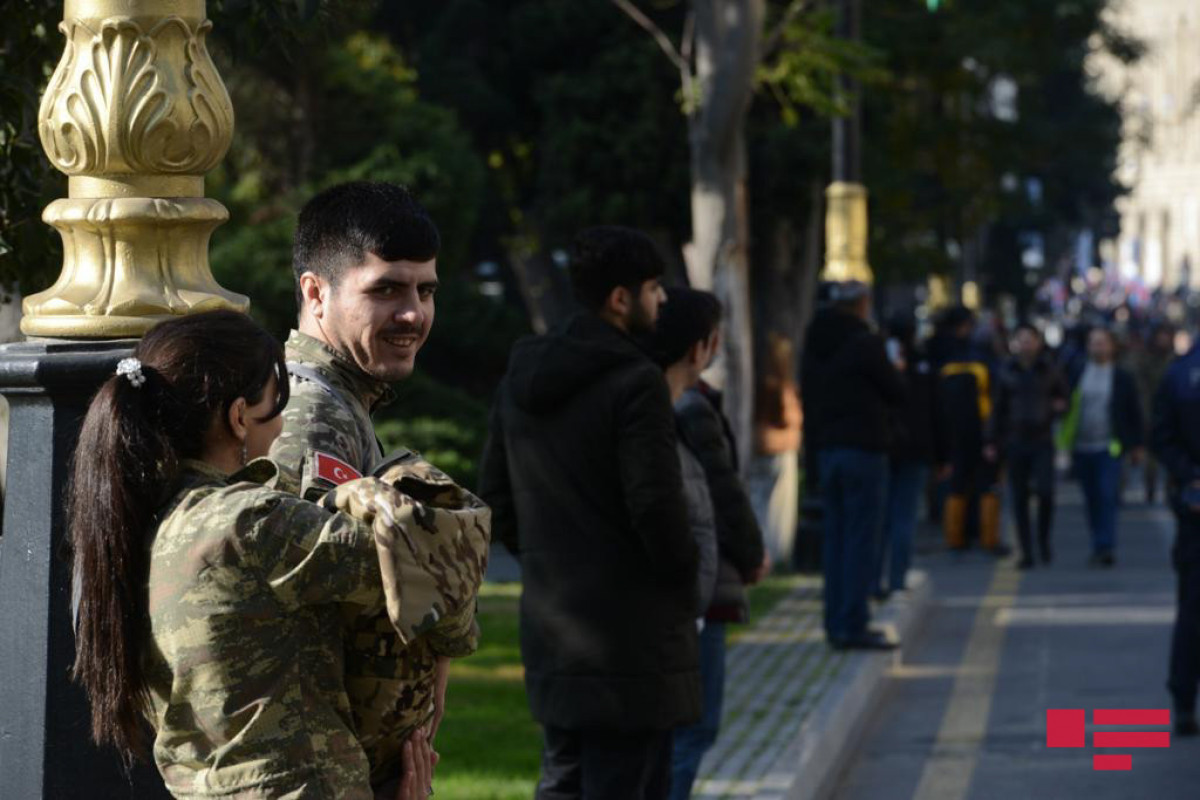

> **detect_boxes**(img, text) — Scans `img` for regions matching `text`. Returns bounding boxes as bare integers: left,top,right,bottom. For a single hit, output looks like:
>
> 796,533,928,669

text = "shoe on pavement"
1017,556,1034,570
1175,711,1199,737
831,629,899,651
991,544,1012,557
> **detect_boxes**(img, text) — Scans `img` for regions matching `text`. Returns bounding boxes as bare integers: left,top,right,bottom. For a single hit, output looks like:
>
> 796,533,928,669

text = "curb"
751,569,934,800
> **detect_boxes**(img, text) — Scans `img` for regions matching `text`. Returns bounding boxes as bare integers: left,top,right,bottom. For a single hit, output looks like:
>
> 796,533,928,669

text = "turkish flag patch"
314,451,362,486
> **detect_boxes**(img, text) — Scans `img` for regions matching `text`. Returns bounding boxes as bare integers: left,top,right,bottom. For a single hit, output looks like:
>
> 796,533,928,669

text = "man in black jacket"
1151,339,1200,737
988,323,1069,568
479,226,699,799
801,281,906,650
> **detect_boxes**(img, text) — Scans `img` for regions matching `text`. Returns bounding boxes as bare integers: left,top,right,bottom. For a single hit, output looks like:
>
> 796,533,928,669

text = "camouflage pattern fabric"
145,458,381,800
269,331,490,787
322,460,490,782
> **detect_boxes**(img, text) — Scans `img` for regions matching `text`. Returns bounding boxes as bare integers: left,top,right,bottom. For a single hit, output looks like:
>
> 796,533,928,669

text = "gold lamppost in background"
26,0,247,338
821,0,871,285
0,2,235,796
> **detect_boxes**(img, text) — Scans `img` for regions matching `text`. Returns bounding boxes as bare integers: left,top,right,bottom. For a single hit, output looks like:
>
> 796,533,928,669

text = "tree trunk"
687,0,764,474
505,239,572,335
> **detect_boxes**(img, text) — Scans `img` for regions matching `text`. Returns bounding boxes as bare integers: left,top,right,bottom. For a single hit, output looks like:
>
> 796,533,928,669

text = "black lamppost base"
0,340,170,799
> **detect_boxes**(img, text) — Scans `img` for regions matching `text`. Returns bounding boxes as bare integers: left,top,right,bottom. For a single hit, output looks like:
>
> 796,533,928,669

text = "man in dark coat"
801,280,905,650
479,226,699,799
988,323,1069,568
1151,339,1200,737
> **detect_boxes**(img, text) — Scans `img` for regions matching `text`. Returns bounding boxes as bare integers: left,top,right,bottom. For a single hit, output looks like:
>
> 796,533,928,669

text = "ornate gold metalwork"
24,0,247,338
822,181,873,284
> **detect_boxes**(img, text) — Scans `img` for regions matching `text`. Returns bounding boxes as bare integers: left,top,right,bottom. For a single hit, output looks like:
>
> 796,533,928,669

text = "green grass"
434,576,804,798
435,584,541,800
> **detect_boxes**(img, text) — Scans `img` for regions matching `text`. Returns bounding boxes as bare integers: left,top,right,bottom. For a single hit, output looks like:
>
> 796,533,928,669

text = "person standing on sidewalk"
1150,336,1200,737
479,227,699,799
873,312,945,598
651,287,769,800
988,323,1069,569
1058,327,1144,567
801,281,905,650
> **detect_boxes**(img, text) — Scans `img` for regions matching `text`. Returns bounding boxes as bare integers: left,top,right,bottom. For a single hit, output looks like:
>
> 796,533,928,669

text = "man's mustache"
379,326,422,338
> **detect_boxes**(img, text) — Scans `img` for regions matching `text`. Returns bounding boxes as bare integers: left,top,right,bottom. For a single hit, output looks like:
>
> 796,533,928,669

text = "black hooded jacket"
478,312,701,731
801,308,907,453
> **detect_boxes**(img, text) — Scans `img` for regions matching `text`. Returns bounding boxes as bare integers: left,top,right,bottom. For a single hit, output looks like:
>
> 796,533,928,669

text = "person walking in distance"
1058,327,1144,567
988,323,1068,568
480,227,700,799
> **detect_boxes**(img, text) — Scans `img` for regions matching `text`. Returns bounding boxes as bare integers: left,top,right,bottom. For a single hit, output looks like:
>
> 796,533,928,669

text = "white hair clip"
116,357,146,388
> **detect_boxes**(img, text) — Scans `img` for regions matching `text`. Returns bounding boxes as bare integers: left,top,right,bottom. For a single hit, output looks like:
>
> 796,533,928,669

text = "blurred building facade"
1095,0,1200,290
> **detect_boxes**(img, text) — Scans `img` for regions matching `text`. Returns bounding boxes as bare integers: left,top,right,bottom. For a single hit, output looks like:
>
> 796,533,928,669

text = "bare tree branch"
762,0,815,62
610,0,689,73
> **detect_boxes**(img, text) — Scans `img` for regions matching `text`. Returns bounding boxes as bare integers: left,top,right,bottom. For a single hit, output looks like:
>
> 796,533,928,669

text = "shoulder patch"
314,451,363,486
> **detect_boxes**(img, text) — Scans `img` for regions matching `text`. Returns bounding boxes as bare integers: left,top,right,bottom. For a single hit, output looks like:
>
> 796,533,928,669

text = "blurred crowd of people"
799,277,1200,736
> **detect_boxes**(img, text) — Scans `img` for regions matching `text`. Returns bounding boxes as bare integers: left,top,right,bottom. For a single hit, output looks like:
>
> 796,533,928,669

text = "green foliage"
759,6,888,125
861,0,1135,297
0,1,65,292
375,371,491,490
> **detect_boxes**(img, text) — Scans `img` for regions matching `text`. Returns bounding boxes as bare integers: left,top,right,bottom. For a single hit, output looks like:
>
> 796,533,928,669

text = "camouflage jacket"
269,330,486,786
145,459,489,798
145,459,380,800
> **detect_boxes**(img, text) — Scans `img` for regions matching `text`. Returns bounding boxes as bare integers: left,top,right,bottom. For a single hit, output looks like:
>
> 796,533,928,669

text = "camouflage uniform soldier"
146,459,488,798
67,311,481,800
269,182,487,789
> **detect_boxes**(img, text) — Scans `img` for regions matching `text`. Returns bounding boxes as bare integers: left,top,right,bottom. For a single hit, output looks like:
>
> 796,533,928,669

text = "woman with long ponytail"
68,310,434,800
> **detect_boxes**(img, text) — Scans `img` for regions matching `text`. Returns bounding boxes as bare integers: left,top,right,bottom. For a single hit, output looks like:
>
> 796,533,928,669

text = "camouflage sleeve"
270,380,367,496
323,475,490,648
423,602,479,659
246,491,384,611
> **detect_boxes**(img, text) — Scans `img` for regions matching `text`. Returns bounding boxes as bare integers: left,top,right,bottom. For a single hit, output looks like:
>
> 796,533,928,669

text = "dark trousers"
819,447,888,642
668,621,725,800
874,459,928,593
1170,513,1200,714
1074,450,1121,555
536,726,672,800
1007,440,1056,562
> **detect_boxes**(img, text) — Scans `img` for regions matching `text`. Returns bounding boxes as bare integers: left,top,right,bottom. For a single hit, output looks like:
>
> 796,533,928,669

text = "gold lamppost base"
25,0,241,339
822,181,873,284
23,198,247,338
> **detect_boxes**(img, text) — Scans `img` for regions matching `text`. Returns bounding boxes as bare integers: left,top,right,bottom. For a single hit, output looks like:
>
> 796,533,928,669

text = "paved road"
831,486,1200,800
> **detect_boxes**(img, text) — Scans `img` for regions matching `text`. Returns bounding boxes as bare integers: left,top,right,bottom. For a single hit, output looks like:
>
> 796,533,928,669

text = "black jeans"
536,726,672,800
1007,439,1056,561
1170,513,1200,713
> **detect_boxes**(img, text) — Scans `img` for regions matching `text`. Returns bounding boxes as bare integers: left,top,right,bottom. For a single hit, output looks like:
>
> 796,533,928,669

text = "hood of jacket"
806,308,871,362
508,312,652,414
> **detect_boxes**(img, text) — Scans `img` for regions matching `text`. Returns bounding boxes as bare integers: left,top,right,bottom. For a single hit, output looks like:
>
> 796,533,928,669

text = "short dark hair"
568,226,665,312
1013,321,1041,339
650,287,722,368
293,181,440,309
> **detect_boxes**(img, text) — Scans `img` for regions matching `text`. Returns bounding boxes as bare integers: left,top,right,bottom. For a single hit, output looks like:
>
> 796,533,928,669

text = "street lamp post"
822,0,872,285
0,1,243,795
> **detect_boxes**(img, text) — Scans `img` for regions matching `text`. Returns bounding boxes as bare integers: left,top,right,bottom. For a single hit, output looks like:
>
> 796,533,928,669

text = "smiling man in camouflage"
269,181,483,793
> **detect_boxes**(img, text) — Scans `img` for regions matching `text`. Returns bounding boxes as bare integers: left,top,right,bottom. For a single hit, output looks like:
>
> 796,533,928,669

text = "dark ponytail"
67,310,288,761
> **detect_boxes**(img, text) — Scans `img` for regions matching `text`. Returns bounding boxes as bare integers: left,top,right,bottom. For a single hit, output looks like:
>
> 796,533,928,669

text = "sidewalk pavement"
693,570,932,800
